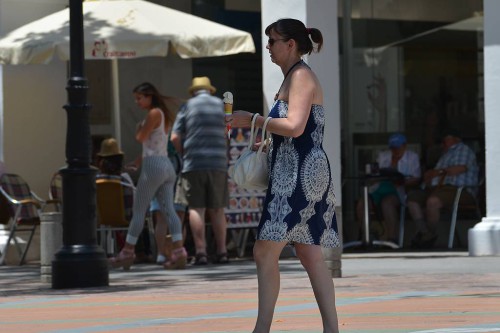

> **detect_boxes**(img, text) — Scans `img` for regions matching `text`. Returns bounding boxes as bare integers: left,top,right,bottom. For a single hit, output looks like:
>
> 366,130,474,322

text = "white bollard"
40,212,62,283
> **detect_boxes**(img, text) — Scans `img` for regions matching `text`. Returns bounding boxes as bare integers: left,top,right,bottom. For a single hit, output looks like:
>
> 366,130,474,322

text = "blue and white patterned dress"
257,100,340,248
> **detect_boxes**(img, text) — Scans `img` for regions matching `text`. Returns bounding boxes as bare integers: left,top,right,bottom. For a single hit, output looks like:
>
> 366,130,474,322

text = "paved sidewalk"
1,252,500,333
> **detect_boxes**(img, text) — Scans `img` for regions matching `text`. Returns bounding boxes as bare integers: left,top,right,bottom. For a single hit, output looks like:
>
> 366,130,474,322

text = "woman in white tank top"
109,82,185,271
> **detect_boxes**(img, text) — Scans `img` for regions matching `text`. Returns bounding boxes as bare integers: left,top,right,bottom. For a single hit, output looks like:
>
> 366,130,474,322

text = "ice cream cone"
223,92,233,139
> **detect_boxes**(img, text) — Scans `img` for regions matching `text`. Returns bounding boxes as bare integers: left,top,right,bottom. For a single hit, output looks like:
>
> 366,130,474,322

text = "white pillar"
468,0,500,256
261,0,342,276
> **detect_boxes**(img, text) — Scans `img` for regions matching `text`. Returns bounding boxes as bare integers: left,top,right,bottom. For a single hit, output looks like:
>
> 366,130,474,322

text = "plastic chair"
0,173,46,265
95,177,135,254
448,179,484,249
48,171,63,212
397,199,407,248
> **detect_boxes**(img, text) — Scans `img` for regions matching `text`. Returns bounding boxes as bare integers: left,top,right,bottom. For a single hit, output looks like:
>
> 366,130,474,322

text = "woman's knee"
253,241,283,265
294,245,323,270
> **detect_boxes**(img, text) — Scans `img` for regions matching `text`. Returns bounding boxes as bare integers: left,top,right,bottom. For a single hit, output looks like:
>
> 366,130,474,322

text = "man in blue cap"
356,133,421,244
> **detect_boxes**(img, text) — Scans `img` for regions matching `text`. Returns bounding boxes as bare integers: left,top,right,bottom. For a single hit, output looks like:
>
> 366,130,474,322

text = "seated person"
95,138,134,187
356,133,421,243
95,138,141,256
407,129,478,248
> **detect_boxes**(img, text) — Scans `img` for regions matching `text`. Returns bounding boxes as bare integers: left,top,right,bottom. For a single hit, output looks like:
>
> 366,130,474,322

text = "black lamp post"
51,0,109,288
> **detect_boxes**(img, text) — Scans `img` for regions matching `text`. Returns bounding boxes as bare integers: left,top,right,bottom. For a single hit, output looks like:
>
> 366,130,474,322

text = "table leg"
363,185,370,244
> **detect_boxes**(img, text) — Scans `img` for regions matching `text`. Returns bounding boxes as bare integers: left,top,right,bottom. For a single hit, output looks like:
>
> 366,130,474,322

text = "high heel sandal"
164,247,188,270
109,248,136,271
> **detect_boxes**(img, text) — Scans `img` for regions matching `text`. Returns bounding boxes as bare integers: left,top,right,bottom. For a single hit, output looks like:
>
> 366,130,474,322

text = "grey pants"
126,155,182,245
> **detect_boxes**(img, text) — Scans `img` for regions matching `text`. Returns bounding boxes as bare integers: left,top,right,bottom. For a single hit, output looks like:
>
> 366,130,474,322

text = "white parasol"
0,0,255,65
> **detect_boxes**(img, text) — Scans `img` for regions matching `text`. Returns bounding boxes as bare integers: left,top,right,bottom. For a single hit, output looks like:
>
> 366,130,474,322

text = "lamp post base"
52,245,109,289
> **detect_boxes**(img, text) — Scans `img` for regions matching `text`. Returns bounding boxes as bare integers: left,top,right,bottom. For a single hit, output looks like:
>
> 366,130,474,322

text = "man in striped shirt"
171,77,229,265
407,129,478,248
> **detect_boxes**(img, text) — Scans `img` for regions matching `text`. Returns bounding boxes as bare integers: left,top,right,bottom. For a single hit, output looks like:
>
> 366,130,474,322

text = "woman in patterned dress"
227,18,340,333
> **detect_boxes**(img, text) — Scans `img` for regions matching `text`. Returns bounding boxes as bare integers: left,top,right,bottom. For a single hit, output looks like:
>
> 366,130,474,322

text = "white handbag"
229,115,272,191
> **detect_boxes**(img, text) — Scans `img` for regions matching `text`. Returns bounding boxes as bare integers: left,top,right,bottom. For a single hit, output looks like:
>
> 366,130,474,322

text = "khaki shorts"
180,170,228,209
407,185,475,208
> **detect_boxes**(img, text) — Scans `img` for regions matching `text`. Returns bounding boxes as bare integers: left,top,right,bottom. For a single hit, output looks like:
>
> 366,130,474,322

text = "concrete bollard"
40,212,62,283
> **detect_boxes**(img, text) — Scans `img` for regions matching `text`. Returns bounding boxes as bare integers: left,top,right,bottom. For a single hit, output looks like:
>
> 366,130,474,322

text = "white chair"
0,173,46,265
448,181,483,249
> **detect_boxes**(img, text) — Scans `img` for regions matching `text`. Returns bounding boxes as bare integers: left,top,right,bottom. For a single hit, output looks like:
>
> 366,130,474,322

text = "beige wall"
0,0,68,197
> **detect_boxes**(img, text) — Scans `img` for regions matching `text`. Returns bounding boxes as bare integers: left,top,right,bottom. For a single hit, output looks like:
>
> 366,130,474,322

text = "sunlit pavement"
1,252,499,333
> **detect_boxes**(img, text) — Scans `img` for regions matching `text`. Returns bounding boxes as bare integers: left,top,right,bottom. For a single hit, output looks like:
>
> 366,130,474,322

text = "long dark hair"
265,18,323,55
133,82,178,127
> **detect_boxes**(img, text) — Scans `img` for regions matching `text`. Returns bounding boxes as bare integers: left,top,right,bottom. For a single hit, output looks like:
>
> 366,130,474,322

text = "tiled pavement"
1,252,500,333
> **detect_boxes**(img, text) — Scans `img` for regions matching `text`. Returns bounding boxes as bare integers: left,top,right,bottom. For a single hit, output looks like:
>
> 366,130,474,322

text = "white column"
468,0,500,256
262,0,342,276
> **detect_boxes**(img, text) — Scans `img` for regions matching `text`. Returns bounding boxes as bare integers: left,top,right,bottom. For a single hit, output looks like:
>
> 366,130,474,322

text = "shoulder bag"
229,114,271,191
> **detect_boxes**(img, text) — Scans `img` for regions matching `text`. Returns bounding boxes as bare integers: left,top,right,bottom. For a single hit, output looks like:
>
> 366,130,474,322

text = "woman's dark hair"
97,155,124,175
133,82,176,127
265,18,323,55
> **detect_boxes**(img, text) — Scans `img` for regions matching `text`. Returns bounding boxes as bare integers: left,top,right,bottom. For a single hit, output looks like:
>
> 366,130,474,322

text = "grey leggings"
126,155,182,245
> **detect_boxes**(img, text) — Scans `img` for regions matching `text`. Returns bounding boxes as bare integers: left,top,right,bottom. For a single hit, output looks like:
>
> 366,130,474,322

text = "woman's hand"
225,110,254,128
252,140,269,152
124,162,138,173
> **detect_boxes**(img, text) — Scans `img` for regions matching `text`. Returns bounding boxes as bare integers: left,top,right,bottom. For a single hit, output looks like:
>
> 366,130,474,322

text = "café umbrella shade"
0,0,255,65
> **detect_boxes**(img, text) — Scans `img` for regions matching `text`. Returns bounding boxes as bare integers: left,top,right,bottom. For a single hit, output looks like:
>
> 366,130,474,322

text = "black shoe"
411,231,437,249
193,253,208,265
410,232,423,248
420,232,438,248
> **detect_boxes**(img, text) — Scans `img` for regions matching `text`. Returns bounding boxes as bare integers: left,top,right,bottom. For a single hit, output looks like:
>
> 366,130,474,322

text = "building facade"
0,0,498,261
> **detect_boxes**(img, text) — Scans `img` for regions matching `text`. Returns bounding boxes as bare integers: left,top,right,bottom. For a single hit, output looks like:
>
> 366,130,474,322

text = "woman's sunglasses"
267,38,287,46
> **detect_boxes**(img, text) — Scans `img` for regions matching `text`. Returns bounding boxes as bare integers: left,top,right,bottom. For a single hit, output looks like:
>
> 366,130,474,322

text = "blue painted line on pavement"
411,325,500,333
39,291,456,333
0,296,75,308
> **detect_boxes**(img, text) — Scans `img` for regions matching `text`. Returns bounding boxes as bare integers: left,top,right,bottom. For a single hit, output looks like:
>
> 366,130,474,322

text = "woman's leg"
110,165,159,268
252,240,287,333
155,167,186,269
156,179,182,245
294,243,339,333
153,211,168,262
126,170,159,246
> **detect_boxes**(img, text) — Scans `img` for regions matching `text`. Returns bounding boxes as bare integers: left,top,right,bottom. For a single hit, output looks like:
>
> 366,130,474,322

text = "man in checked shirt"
407,128,479,248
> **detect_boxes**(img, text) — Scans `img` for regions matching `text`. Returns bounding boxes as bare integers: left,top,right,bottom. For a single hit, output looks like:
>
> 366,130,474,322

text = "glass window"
339,0,484,242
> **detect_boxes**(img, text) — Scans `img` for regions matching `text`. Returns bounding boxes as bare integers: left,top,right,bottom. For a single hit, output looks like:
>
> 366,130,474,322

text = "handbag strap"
248,114,271,152
257,117,272,154
247,113,259,149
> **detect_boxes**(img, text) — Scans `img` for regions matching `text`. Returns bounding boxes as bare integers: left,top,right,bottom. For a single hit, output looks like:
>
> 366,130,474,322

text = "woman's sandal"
109,248,136,271
164,247,188,270
214,252,229,264
193,253,208,266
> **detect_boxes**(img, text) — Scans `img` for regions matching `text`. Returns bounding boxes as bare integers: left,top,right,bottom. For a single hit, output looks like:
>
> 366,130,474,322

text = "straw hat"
188,76,216,95
97,138,124,157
